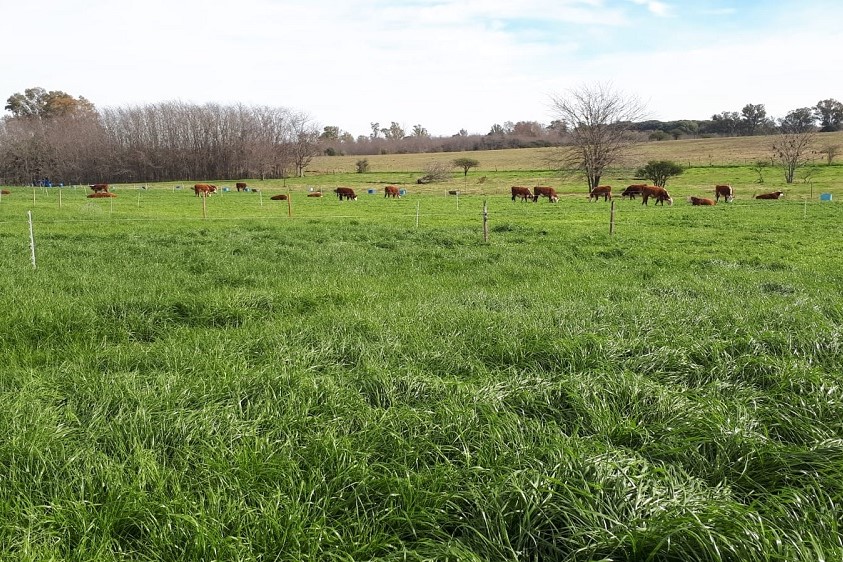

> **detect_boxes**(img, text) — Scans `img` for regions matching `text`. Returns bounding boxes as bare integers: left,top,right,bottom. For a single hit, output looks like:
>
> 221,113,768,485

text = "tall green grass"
0,185,841,560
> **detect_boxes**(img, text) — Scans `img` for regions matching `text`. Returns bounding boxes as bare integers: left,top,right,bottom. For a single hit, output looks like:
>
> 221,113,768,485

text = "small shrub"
356,159,370,173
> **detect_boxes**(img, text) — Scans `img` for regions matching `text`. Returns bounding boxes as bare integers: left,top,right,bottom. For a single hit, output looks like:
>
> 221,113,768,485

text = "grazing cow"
641,185,673,206
589,185,612,202
621,184,646,199
236,182,248,192
532,186,559,203
334,187,357,201
689,196,716,206
89,183,109,193
756,191,784,200
511,186,533,202
193,183,217,197
384,185,401,198
87,192,117,198
307,192,323,198
714,184,733,202
270,194,288,201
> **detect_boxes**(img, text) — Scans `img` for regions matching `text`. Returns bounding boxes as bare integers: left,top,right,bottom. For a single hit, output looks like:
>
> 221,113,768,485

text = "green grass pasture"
0,182,842,560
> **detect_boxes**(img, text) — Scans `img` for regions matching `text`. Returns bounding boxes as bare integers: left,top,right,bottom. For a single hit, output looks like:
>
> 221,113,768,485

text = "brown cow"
87,192,117,198
236,182,248,192
714,184,733,202
511,186,532,202
641,185,673,206
334,187,357,201
621,184,646,199
589,185,612,202
0,189,10,195
533,186,559,203
194,183,217,196
270,194,288,201
89,183,109,193
384,185,401,198
307,192,323,198
756,191,784,200
689,196,716,206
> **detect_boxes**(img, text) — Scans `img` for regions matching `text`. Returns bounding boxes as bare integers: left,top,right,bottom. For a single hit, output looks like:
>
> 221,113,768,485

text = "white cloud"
1,0,840,137
629,0,673,17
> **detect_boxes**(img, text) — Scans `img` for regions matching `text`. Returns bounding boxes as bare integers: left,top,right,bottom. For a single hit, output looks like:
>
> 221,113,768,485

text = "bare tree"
550,83,647,191
286,111,320,177
819,144,840,165
772,108,816,184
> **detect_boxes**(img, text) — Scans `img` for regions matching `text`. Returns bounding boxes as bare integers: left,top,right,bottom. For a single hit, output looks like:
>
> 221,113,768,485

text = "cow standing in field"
90,183,109,193
689,196,716,206
756,191,784,200
621,184,646,199
236,182,248,192
589,185,612,202
511,186,533,202
334,187,357,201
384,185,400,198
714,184,734,202
641,185,673,206
194,184,217,196
533,186,559,203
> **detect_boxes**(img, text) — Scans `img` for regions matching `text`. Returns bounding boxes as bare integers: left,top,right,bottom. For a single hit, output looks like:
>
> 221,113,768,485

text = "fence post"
287,192,292,217
483,200,489,242
202,192,207,219
416,202,420,227
28,211,36,269
610,200,615,235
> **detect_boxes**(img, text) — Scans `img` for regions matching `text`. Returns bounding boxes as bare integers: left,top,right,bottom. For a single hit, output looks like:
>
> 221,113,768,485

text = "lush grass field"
1,173,842,560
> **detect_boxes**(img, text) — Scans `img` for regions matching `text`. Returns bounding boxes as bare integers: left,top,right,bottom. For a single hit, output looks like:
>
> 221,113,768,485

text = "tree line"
1,86,841,186
0,87,320,185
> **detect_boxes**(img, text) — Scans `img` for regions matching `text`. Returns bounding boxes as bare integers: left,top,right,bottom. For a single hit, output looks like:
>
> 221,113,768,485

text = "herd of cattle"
71,182,788,205
509,183,785,206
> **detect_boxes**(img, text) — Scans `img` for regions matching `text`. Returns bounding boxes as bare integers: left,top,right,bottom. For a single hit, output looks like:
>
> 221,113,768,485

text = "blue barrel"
367,188,376,194
399,189,407,196
820,193,832,201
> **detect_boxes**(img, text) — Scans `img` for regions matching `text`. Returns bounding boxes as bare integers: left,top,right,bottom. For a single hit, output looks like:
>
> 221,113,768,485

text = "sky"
3,0,842,137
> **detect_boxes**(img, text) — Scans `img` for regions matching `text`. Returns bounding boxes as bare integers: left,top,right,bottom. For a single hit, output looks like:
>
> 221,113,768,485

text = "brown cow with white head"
755,191,784,200
589,185,612,202
532,186,559,203
641,185,673,206
334,187,357,201
714,184,733,202
511,186,532,202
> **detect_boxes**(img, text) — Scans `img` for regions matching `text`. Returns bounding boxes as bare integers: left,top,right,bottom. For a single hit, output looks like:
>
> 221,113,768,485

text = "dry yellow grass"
311,130,843,173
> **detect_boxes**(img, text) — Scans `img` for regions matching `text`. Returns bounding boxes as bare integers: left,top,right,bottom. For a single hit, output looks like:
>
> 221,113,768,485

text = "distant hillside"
310,131,843,173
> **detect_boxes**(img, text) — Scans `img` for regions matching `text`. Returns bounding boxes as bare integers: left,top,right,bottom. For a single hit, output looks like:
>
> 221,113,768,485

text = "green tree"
320,126,340,140
814,99,843,132
411,124,429,138
740,103,767,136
636,160,684,187
5,87,95,118
380,122,405,140
453,157,479,177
